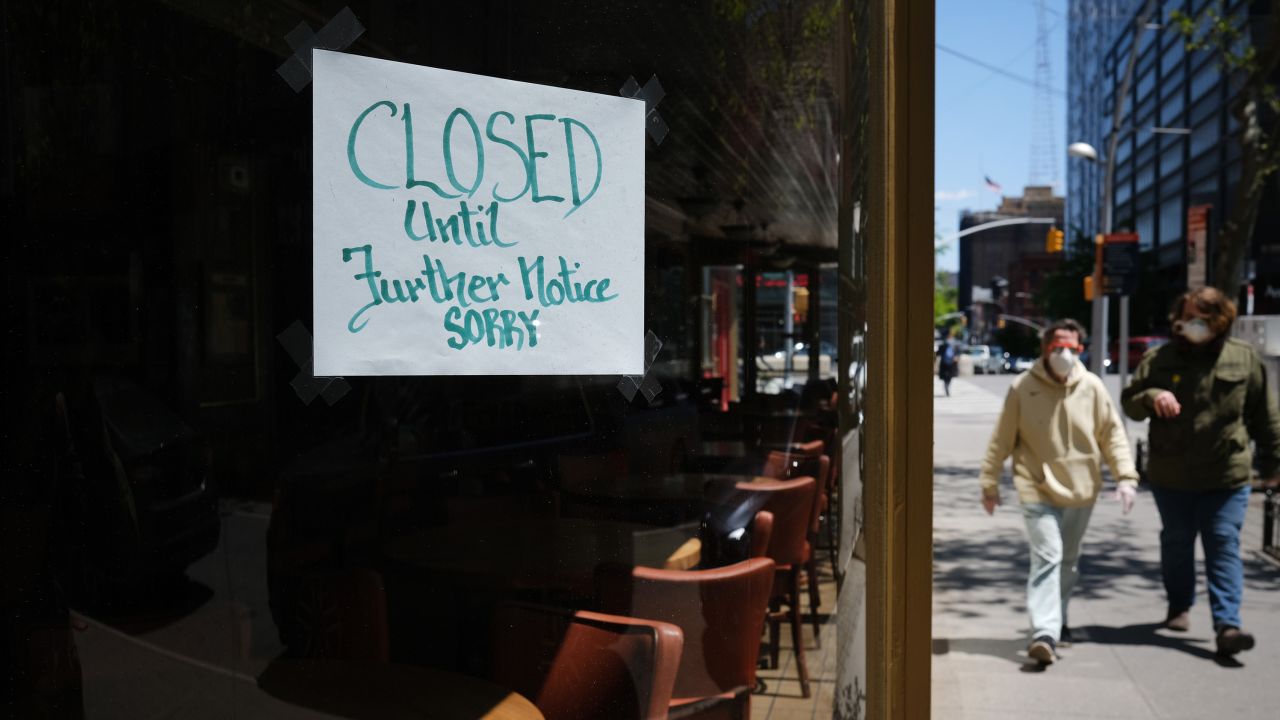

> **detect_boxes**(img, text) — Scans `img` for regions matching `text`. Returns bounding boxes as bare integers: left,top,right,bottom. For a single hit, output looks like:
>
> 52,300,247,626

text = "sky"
935,0,1069,272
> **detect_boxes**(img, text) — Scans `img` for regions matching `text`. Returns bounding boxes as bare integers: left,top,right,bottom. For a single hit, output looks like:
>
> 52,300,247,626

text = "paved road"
932,374,1280,720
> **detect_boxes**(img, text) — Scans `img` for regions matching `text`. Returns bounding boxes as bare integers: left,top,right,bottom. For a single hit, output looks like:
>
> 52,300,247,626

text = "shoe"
1165,610,1190,632
1215,626,1255,656
1059,625,1073,647
1028,635,1056,665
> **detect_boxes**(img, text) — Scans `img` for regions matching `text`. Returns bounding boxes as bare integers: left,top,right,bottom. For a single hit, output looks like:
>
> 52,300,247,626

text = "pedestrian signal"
1045,227,1065,253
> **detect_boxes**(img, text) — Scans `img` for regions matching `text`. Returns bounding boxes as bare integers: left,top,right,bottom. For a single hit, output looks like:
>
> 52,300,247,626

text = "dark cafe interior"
2,1,875,718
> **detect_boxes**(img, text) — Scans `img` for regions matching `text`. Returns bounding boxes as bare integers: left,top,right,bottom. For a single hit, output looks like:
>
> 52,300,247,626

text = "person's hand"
1260,477,1280,491
1152,391,1181,419
981,491,1000,515
1115,484,1137,515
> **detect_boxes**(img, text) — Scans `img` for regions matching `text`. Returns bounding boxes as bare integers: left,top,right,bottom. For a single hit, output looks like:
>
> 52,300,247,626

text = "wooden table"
382,517,699,595
259,657,544,719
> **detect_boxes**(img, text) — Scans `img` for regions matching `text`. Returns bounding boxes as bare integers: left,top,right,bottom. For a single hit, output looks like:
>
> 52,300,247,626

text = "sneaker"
1028,635,1056,665
1215,626,1256,656
1165,610,1190,632
1059,625,1073,647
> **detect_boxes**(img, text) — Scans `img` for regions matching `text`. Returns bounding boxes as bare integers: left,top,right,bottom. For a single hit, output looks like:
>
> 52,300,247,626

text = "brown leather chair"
757,454,830,646
597,557,776,719
749,510,774,559
491,603,684,720
726,477,818,697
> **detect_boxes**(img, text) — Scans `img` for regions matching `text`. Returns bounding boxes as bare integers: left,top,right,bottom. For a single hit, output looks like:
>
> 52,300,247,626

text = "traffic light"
1083,275,1094,301
1045,226,1065,253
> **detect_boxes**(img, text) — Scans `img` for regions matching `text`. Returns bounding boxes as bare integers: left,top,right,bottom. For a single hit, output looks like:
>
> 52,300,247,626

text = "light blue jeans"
1021,502,1094,642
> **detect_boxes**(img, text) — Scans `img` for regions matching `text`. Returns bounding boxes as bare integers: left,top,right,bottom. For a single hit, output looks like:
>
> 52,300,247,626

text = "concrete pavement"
932,375,1280,720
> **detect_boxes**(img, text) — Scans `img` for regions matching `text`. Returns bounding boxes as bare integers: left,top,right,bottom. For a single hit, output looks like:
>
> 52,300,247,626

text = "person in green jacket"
1122,287,1280,658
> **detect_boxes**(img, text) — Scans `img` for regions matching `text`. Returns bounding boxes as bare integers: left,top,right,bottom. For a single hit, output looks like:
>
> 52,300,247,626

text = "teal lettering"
347,101,398,190
403,103,460,198
444,306,468,349
341,245,382,332
560,117,602,218
524,114,564,203
404,199,438,242
443,108,484,197
486,111,531,202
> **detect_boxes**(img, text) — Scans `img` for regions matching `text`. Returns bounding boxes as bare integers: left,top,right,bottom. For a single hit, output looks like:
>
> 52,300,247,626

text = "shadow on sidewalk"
1075,622,1245,667
931,636,1049,673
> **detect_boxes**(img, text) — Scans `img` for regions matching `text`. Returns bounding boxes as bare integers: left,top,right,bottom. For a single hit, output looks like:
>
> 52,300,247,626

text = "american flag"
984,175,1002,193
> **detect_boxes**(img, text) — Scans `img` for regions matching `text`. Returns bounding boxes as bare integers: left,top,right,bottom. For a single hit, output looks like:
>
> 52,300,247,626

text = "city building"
1067,0,1280,309
957,185,1065,339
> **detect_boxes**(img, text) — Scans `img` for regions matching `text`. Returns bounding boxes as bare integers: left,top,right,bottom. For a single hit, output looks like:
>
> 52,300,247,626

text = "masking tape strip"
277,7,366,92
276,320,351,405
618,330,664,402
620,75,669,144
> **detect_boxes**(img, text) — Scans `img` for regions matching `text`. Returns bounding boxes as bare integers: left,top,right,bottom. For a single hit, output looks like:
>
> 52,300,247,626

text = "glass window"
4,3,869,718
1137,161,1156,194
1160,139,1185,177
1160,87,1184,124
1190,118,1220,158
1161,36,1184,74
1189,92,1220,126
1136,68,1156,101
1159,194,1184,246
1190,59,1219,100
1136,208,1156,250
1116,179,1134,206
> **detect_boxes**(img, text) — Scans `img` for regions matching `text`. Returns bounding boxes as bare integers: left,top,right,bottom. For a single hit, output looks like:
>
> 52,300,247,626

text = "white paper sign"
313,51,645,375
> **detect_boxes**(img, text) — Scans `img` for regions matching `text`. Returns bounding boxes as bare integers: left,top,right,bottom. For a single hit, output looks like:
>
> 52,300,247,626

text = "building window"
1160,140,1184,178
1159,195,1184,246
1136,161,1156,194
1137,209,1156,250
1190,59,1218,100
1190,118,1220,158
1160,101,1184,127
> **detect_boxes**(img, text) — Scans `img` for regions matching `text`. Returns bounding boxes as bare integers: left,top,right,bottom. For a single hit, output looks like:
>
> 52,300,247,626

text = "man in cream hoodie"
979,319,1139,665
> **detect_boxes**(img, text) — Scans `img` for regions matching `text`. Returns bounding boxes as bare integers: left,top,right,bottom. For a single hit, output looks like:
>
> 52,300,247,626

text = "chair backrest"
490,603,683,720
596,557,776,702
729,477,816,566
749,510,774,559
288,568,389,663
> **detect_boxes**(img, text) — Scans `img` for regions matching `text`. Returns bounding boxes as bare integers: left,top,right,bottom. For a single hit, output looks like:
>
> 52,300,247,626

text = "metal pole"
1119,294,1131,385
1091,0,1153,376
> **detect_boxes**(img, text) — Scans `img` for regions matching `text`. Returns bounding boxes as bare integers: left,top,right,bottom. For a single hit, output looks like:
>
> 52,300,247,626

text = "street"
932,374,1280,719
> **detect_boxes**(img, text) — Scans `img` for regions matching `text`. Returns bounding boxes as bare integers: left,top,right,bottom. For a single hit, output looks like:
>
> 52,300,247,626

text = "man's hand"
981,491,1001,515
1115,484,1137,515
1152,391,1182,419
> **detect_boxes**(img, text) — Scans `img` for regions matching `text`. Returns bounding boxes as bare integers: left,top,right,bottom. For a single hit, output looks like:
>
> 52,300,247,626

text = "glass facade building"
1067,0,1251,294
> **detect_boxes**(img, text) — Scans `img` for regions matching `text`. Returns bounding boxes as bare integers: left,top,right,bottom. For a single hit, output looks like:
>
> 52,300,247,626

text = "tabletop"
258,657,545,719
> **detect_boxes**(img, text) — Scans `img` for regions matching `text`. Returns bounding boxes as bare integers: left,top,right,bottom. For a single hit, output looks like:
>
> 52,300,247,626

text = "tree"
1172,0,1280,299
934,270,958,321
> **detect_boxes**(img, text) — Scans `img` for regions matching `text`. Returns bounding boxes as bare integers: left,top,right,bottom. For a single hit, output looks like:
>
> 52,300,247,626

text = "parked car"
966,345,995,374
1109,336,1169,372
52,376,220,610
1003,356,1036,373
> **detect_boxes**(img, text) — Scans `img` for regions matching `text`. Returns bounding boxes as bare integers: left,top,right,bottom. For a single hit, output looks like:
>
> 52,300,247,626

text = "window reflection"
5,1,865,718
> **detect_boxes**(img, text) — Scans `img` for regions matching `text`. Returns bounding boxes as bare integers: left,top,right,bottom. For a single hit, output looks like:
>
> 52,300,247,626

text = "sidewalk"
931,376,1280,720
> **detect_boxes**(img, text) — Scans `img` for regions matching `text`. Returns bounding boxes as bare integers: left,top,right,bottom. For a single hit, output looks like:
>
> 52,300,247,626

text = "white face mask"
1047,348,1075,377
1177,318,1213,345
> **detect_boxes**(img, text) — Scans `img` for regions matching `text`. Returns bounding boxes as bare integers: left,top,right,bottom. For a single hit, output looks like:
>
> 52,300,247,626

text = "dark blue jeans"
1150,485,1251,629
